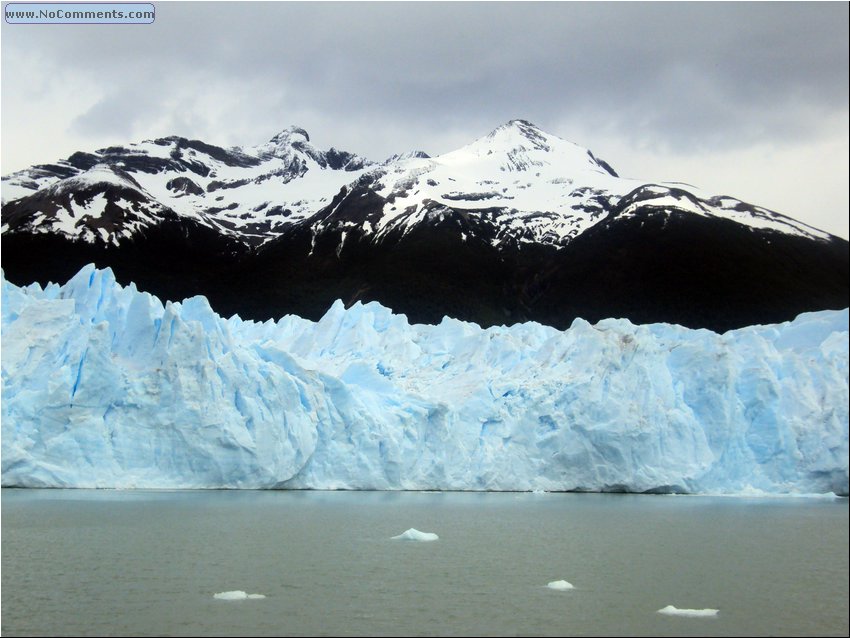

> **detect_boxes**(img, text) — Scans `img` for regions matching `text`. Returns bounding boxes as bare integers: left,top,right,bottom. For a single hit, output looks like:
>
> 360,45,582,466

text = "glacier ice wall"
1,265,847,494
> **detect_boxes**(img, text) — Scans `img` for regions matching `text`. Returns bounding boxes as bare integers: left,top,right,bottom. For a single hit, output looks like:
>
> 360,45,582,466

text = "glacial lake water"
1,489,848,637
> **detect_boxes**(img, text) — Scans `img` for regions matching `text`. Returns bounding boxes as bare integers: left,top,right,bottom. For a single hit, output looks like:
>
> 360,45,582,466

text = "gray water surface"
2,489,848,636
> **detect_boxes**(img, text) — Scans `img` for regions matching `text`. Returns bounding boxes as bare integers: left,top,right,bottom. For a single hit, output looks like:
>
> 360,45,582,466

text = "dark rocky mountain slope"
3,120,847,331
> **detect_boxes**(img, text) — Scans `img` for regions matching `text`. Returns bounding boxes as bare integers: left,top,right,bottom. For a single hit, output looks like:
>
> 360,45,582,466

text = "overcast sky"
2,1,848,239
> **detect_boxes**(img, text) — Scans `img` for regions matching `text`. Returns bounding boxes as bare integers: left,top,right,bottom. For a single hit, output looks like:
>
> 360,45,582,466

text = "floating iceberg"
392,528,439,542
213,591,266,600
1,265,847,494
657,605,718,617
547,580,574,590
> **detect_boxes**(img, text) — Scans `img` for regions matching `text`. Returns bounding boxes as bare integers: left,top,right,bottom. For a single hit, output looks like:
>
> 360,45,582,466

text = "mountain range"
2,119,847,331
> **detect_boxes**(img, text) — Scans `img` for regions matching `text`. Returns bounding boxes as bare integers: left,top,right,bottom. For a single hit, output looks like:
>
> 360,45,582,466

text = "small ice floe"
392,528,439,541
213,590,266,600
657,605,718,617
547,580,574,591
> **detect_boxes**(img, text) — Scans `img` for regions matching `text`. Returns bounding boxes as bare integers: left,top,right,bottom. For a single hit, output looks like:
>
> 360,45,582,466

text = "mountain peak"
269,126,310,145
441,119,602,174
488,118,546,140
255,126,313,160
382,150,431,164
505,118,541,131
481,119,553,154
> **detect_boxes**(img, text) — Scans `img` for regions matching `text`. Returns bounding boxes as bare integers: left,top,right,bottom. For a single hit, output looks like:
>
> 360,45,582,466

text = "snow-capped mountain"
2,125,374,246
309,119,830,250
2,119,830,248
2,120,847,331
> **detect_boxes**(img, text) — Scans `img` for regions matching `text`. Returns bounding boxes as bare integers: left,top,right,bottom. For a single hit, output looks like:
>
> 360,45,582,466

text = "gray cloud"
5,3,847,149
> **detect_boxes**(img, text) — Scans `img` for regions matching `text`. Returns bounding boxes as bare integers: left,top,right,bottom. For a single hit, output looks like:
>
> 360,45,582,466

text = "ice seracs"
1,265,847,493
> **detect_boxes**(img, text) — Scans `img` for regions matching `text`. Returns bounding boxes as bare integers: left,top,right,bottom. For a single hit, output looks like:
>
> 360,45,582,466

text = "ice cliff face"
2,265,847,494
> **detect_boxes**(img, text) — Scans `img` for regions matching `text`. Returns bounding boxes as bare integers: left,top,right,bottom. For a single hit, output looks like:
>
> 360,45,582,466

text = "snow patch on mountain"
1,164,178,245
616,185,832,241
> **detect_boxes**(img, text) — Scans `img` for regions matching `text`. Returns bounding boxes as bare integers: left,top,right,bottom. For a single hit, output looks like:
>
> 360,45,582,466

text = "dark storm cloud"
3,2,846,156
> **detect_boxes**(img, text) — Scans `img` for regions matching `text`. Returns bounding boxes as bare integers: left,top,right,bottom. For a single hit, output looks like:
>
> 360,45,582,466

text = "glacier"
1,265,847,494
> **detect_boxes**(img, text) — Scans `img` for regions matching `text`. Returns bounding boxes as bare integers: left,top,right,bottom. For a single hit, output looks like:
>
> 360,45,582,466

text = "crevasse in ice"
1,265,847,494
